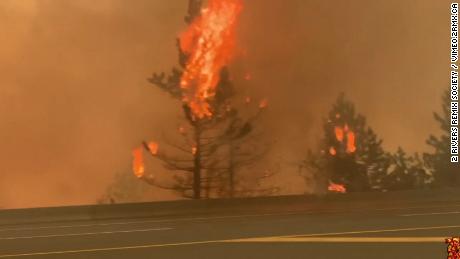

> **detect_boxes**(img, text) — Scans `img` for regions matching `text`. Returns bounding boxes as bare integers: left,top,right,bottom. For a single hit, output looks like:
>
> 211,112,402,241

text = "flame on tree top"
179,0,243,119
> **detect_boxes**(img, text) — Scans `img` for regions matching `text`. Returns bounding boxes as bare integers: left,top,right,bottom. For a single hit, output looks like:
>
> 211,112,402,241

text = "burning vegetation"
120,1,452,203
179,0,243,119
300,93,432,194
131,0,276,199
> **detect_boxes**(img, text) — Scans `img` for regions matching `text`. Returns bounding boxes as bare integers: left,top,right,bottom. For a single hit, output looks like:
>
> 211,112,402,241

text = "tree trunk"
193,124,202,199
228,141,235,198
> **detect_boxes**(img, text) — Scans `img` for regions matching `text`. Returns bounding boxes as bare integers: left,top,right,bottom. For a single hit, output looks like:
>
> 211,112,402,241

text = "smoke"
0,0,450,208
0,0,188,208
236,0,450,193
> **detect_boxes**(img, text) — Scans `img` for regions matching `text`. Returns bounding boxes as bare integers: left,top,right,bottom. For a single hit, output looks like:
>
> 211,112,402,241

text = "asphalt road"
0,200,459,258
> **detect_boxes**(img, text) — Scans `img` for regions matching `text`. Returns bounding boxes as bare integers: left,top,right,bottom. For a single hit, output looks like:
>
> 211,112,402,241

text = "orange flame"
328,182,346,193
132,147,145,178
259,98,268,109
334,126,344,142
192,145,197,155
333,124,357,154
346,131,356,153
179,0,243,119
147,142,159,156
329,147,337,156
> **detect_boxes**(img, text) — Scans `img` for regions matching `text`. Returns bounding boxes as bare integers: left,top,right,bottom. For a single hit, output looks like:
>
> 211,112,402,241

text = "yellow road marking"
224,237,446,243
273,225,460,238
0,225,459,257
399,211,460,217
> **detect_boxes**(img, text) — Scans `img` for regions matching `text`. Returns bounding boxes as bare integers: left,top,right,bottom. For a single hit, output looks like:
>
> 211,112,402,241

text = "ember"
259,98,268,109
329,146,337,156
192,145,197,155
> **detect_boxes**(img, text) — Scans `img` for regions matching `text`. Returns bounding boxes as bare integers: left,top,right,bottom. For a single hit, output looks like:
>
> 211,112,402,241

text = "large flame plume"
179,0,243,119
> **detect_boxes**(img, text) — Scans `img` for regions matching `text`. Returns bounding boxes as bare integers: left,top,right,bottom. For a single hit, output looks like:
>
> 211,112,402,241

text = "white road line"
399,211,460,217
0,212,303,232
0,227,172,240
0,225,458,257
0,239,222,258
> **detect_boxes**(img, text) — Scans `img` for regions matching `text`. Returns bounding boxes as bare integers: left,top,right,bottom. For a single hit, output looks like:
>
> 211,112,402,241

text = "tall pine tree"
425,89,459,187
136,0,269,199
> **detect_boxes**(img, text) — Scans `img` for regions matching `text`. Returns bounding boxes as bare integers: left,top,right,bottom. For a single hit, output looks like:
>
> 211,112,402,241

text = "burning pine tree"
301,93,389,193
132,0,271,199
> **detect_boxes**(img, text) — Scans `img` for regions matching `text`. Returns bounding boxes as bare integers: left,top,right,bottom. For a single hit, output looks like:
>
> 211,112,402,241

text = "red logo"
446,237,460,259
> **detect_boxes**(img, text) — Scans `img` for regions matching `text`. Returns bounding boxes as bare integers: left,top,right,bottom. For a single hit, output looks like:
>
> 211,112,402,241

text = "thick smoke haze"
0,0,450,208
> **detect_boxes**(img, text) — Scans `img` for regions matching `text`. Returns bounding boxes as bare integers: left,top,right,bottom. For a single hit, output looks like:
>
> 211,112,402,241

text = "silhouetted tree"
425,89,459,187
381,148,431,191
301,93,389,192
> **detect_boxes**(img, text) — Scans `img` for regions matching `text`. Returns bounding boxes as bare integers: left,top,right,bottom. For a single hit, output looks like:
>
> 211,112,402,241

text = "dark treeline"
101,89,456,204
300,90,457,193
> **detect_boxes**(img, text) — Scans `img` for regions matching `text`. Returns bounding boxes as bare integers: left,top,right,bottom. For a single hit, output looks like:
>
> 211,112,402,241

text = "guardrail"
1,188,459,226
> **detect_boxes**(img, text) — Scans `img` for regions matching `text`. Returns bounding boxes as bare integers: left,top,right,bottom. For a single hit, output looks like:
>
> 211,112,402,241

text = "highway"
0,197,459,258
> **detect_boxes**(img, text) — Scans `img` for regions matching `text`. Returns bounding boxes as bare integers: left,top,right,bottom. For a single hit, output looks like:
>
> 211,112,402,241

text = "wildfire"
147,141,159,156
132,147,145,178
334,126,344,142
179,0,243,119
329,147,337,156
259,98,268,109
333,123,356,154
346,131,356,153
192,145,197,155
328,182,346,193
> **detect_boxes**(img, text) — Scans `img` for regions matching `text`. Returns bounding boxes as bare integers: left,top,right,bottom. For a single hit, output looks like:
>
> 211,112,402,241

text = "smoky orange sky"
0,0,450,208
